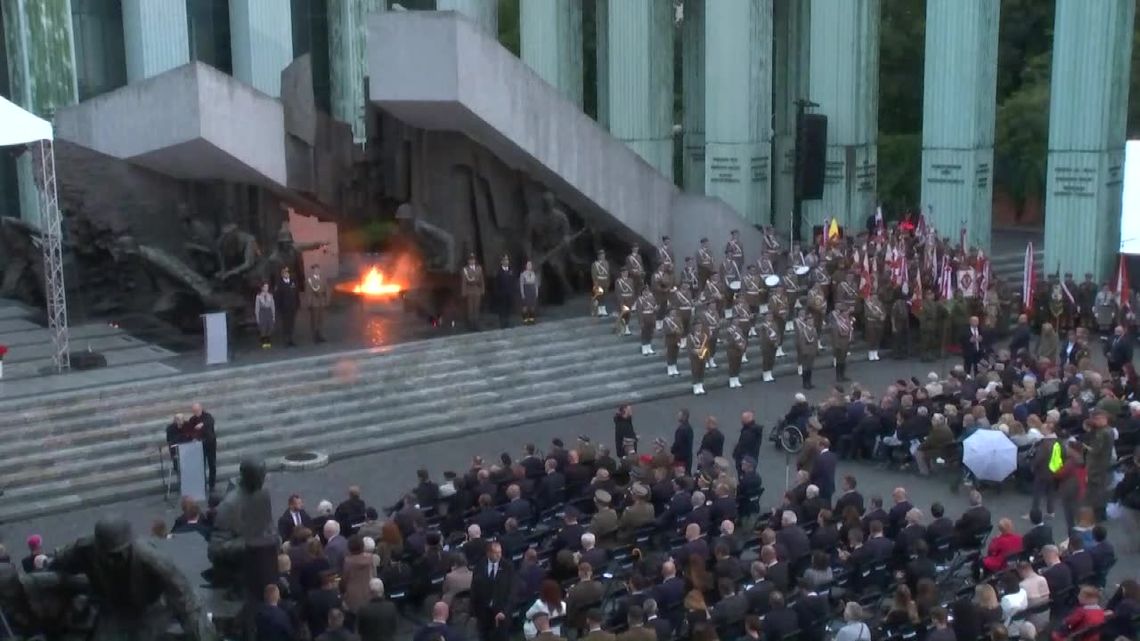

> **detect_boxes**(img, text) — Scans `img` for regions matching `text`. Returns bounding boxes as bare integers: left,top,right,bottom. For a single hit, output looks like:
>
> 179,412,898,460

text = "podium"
177,441,208,502
202,312,228,365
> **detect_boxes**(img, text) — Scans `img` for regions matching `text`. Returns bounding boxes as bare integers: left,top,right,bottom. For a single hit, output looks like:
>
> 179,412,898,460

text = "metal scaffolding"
36,140,70,373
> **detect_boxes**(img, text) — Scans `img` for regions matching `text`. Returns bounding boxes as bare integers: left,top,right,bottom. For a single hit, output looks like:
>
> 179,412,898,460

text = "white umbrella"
962,429,1018,482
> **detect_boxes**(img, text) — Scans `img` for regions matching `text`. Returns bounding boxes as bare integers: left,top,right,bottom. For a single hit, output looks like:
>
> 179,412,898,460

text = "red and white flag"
1116,253,1131,313
976,250,990,300
910,271,923,314
1059,279,1076,306
940,262,954,300
1022,242,1035,313
959,224,968,252
875,206,885,239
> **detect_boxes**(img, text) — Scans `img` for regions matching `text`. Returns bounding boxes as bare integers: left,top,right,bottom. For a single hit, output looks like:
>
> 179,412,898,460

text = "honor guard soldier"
652,263,675,329
721,250,743,309
461,253,485,331
615,268,636,335
807,285,828,345
794,308,819,389
1050,284,1067,331
669,284,694,336
725,321,748,389
663,309,684,377
688,319,710,395
702,268,726,317
731,296,752,349
681,256,699,297
758,311,780,382
636,287,657,355
725,229,744,273
1078,272,1097,329
656,236,674,271
829,305,854,382
757,251,776,279
769,284,790,357
863,292,886,361
810,257,832,303
837,272,859,312
742,265,763,321
890,293,911,359
762,226,783,254
698,302,721,369
626,244,646,293
782,265,804,300
591,249,611,317
697,238,715,290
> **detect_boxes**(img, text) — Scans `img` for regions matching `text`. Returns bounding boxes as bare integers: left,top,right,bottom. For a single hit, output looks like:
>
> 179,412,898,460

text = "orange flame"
350,266,401,297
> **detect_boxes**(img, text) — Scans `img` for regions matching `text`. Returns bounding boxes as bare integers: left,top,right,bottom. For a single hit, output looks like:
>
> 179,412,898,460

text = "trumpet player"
590,249,610,317
636,287,657,355
688,319,710,395
652,262,674,329
807,284,828,348
794,307,818,390
698,301,721,370
663,309,684,377
615,268,636,336
725,320,748,389
757,310,780,382
668,284,694,337
701,267,725,318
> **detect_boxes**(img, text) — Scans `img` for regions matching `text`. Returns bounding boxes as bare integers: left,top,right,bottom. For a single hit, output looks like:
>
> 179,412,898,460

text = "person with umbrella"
962,427,1018,486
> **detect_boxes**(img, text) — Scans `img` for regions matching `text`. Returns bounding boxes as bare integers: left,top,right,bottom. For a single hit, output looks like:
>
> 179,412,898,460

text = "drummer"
741,264,763,319
721,249,742,311
702,266,726,318
810,255,831,307
651,262,674,329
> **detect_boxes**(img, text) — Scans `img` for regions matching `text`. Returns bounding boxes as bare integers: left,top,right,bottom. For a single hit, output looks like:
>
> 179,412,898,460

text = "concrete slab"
3,333,160,364
0,323,134,348
0,318,42,333
0,306,33,320
0,362,181,399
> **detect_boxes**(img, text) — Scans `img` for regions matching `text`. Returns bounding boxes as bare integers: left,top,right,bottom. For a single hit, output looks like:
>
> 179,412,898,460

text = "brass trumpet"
697,333,712,361
619,304,632,323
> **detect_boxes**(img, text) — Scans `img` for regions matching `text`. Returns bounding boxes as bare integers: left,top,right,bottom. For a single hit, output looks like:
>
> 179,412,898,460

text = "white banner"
957,268,978,298
202,312,229,365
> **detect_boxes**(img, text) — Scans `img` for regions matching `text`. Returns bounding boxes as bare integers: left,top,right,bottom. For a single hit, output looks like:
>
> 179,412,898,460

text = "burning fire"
337,254,419,300
352,266,402,296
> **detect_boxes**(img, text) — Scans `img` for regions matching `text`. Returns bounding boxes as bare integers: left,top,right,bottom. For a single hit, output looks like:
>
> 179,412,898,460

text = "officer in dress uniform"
702,268,726,317
1078,272,1097,330
794,309,819,390
656,236,674,271
680,256,699,298
830,305,854,383
304,264,330,343
615,268,637,335
726,229,744,272
1050,284,1067,332
591,249,611,317
669,284,695,336
758,311,780,382
663,309,684,377
461,253,485,331
636,287,657,355
807,285,828,344
762,227,783,254
769,285,790,358
626,244,646,293
732,296,753,341
697,238,715,291
862,292,886,361
652,263,675,328
699,303,721,370
725,321,748,389
688,319,710,396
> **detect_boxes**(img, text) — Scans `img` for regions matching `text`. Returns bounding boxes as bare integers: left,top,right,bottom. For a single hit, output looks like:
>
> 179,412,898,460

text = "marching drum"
793,266,810,276
728,280,742,292
763,275,780,287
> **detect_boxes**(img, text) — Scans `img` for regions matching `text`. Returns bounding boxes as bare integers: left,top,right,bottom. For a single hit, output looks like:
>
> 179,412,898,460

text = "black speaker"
796,113,827,200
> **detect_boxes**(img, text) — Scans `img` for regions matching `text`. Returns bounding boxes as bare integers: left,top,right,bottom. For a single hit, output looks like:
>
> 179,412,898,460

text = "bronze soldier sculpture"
795,308,819,390
688,319,710,396
591,249,611,317
636,287,657,355
663,309,684,377
460,253,485,331
725,320,748,389
758,311,780,382
830,305,854,382
863,292,886,361
614,268,636,335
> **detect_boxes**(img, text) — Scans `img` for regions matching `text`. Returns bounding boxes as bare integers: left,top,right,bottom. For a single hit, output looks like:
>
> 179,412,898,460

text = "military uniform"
702,274,726,317
742,269,762,317
721,256,742,309
614,273,637,335
732,297,753,340
688,322,710,395
982,289,1001,332
810,264,832,306
725,234,744,273
1078,275,1097,329
651,266,674,324
655,239,673,271
863,295,886,361
635,289,657,355
668,286,694,335
794,315,819,389
680,260,699,297
946,295,968,356
663,310,684,377
590,254,611,317
917,294,940,361
769,287,790,357
460,258,485,331
725,322,748,388
699,305,721,369
830,309,854,381
836,277,859,316
697,243,715,290
807,286,828,339
757,315,780,381
890,296,910,359
626,249,646,293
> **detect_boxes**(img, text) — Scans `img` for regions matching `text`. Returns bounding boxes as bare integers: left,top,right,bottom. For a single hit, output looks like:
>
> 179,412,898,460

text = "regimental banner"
957,267,977,298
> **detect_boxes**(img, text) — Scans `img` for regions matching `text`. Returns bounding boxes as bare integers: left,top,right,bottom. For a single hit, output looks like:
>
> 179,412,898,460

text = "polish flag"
1022,242,1035,313
1115,253,1131,314
875,206,885,239
940,261,954,300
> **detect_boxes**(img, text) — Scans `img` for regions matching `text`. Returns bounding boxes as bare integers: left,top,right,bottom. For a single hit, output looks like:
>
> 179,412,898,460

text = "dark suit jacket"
744,579,774,615
793,593,830,641
953,506,992,544
504,498,533,523
894,524,927,560
810,524,840,552
1043,562,1073,596
760,607,800,641
473,508,505,537
886,501,913,538
277,509,313,541
1090,541,1117,577
861,507,888,533
413,622,464,641
255,604,294,641
672,422,695,467
833,490,864,517
537,472,566,509
809,451,838,499
1064,549,1095,583
1108,334,1134,368
776,526,811,563
766,562,790,593
961,326,989,359
699,429,725,457
470,560,516,621
712,592,750,628
652,576,685,610
357,597,400,641
1009,324,1031,356
1021,524,1053,555
567,579,607,629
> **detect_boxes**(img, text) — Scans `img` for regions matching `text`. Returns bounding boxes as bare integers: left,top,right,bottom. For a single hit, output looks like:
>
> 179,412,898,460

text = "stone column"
802,0,878,235
122,0,189,83
920,0,998,250
229,0,294,96
681,0,704,193
605,0,674,180
1,0,78,226
1044,0,1134,279
437,0,498,37
772,0,810,236
329,0,385,143
703,0,772,226
520,0,583,107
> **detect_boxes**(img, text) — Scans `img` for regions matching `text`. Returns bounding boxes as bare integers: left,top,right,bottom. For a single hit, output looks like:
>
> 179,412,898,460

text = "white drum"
763,275,780,287
728,280,742,291
794,266,810,276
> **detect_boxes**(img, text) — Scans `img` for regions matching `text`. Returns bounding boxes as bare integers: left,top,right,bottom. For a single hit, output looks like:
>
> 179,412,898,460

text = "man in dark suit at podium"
961,316,989,376
187,402,217,492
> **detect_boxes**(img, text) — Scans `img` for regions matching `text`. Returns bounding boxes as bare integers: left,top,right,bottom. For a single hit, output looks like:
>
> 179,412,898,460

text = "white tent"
0,96,53,146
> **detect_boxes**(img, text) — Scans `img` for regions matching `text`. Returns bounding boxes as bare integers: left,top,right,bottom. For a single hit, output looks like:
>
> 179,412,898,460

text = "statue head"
238,458,267,492
94,517,133,565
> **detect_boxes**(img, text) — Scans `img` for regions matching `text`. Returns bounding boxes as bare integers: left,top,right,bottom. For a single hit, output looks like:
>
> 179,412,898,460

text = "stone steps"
0,315,869,523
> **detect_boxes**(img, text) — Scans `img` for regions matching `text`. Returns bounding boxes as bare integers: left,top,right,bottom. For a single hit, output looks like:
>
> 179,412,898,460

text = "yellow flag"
827,218,840,240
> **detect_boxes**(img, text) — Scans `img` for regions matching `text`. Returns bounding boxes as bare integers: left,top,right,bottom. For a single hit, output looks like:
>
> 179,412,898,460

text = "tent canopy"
0,96,53,147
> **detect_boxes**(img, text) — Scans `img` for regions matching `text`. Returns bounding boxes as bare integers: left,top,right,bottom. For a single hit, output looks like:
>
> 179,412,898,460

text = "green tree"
876,0,925,211
497,0,519,55
994,52,1050,220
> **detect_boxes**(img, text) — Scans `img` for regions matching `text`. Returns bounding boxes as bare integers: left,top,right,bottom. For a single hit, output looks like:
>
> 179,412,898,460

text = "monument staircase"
0,314,875,522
